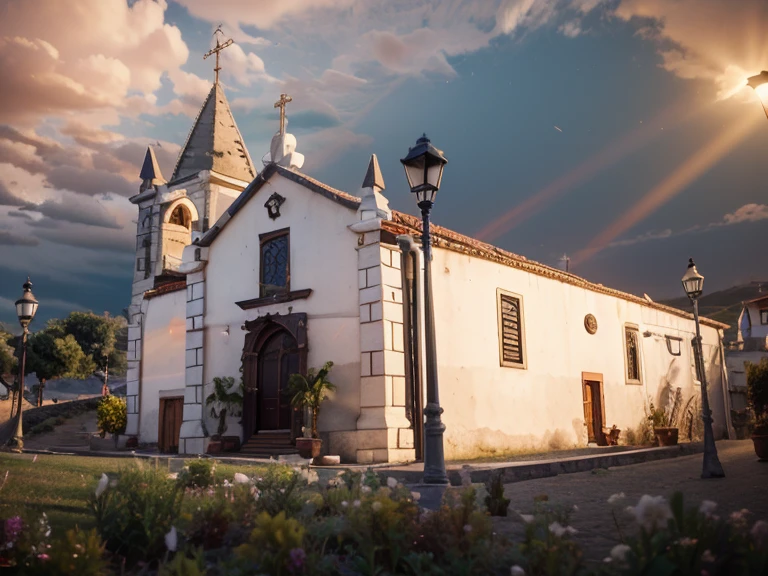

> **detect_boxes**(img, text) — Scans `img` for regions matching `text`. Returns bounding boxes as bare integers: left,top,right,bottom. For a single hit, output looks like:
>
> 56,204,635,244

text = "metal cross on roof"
203,26,234,85
274,94,293,136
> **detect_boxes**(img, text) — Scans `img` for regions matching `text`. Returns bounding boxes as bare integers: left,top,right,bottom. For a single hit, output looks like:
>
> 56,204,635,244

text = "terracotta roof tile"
384,211,729,331
144,280,186,300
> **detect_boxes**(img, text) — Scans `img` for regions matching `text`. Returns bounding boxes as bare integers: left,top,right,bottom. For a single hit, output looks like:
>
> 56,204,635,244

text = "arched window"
168,205,191,228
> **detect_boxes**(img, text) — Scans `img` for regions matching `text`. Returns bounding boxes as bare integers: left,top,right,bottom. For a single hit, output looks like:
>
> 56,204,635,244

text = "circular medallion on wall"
584,314,598,334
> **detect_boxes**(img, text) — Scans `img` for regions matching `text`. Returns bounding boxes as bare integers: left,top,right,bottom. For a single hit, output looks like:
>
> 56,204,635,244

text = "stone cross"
274,94,293,136
203,26,234,85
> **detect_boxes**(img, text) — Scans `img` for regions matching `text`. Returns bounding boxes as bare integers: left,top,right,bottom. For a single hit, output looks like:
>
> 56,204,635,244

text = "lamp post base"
701,415,725,479
8,437,23,453
422,402,449,485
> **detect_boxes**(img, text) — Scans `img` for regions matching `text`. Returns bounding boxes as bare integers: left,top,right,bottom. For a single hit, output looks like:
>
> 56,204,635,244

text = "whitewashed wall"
428,248,726,460
203,174,362,459
140,289,187,442
741,305,768,340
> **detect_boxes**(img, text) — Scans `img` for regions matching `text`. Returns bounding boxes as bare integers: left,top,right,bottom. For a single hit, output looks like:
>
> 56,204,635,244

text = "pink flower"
288,547,306,573
4,517,23,541
37,553,49,561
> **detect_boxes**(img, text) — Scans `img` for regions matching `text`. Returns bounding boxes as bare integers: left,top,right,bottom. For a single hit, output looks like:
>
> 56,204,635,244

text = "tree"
59,312,128,393
26,328,96,406
0,331,18,397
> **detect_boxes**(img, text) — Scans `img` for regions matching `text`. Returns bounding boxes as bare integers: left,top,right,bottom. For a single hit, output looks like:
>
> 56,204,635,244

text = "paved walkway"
493,440,767,564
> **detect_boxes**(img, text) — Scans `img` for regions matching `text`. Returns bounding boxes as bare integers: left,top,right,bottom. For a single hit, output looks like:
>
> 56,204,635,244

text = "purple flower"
289,547,306,572
4,517,23,541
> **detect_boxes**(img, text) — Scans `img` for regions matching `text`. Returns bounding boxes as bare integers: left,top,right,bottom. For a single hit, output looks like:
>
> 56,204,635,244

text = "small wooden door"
582,373,605,445
158,397,183,453
257,331,299,431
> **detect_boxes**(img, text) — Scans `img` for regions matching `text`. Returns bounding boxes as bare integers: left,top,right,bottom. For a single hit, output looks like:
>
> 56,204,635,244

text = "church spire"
139,146,166,193
362,154,385,192
170,83,256,183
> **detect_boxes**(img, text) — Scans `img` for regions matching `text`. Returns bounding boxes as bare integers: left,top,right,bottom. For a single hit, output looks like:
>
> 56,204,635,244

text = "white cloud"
723,203,768,225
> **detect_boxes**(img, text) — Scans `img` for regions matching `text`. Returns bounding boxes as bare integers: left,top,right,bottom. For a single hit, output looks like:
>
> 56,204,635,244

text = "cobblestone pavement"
494,440,768,564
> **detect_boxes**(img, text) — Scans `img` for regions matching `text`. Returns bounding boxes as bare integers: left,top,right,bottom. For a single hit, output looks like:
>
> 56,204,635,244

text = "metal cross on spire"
274,94,293,136
203,26,234,85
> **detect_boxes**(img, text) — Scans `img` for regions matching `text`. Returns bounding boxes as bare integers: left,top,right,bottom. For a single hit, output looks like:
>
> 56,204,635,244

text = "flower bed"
0,458,766,575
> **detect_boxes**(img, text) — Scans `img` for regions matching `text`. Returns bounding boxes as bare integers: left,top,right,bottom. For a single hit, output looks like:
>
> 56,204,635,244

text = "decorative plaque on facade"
584,314,598,334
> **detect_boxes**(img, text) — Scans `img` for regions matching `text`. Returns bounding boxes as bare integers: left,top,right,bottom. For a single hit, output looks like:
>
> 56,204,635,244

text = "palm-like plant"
286,361,336,439
205,376,244,438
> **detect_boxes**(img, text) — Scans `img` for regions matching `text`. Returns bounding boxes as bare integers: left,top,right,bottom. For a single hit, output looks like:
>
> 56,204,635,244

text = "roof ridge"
385,210,728,330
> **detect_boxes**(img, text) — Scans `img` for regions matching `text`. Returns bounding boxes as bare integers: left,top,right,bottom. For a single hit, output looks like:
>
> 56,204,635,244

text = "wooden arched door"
241,313,308,445
256,330,300,431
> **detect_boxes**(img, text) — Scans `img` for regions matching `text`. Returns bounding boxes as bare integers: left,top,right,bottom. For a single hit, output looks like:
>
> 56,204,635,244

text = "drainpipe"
718,333,736,439
397,234,425,460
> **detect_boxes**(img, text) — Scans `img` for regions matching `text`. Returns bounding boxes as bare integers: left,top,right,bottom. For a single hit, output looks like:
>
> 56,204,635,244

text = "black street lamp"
8,278,39,452
747,71,768,121
401,134,449,485
681,259,725,479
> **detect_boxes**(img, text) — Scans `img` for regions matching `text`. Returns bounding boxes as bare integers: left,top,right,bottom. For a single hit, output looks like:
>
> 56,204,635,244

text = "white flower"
167,473,178,480
751,520,768,545
518,513,534,524
701,549,715,563
233,473,250,484
699,500,717,517
222,479,232,488
610,544,631,562
463,524,473,533
510,566,526,576
353,500,361,508
387,477,398,489
95,474,109,497
341,501,349,508
411,491,421,501
165,526,177,552
627,495,673,532
548,522,577,537
573,505,579,512
608,492,626,505
372,501,382,512
361,485,372,494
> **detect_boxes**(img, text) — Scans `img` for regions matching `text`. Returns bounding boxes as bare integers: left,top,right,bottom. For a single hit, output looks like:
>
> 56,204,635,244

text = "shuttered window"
497,289,527,369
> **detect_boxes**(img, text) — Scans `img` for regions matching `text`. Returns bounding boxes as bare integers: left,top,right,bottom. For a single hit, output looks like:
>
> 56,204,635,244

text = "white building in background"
125,79,733,462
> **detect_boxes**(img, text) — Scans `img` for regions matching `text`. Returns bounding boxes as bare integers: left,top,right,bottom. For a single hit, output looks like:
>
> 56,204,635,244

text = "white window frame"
497,288,527,370
623,323,643,385
760,310,768,325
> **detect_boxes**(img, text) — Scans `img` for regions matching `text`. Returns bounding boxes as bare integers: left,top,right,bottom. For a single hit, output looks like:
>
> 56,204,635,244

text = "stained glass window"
261,233,289,297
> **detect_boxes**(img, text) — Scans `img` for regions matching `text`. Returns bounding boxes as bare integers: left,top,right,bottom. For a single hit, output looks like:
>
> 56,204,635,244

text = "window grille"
260,232,290,297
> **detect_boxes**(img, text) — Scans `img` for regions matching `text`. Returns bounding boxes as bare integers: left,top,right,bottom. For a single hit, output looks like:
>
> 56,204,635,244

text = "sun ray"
571,113,761,267
474,101,712,243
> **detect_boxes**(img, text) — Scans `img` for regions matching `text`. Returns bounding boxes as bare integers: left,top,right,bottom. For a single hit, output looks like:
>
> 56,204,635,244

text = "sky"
1,0,768,328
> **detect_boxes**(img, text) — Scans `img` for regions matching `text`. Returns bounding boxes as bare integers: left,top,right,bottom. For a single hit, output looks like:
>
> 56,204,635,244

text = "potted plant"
746,358,768,461
205,376,243,454
286,361,336,459
648,389,691,447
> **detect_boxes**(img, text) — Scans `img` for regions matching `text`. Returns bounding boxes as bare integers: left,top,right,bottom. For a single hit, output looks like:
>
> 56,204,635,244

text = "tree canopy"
0,312,128,389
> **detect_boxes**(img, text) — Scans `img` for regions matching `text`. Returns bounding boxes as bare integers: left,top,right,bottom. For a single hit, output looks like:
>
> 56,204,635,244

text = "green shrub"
177,459,215,489
185,498,232,550
236,511,305,575
89,467,184,565
158,546,206,576
95,395,126,437
254,465,304,518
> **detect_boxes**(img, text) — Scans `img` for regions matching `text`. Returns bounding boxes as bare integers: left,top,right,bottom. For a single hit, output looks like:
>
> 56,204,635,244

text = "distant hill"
659,281,768,341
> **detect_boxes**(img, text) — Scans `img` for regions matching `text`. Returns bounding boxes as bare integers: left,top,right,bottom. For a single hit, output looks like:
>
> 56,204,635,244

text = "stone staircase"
238,431,299,458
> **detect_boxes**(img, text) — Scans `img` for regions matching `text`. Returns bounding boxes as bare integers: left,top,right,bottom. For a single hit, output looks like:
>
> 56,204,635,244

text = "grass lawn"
0,453,270,535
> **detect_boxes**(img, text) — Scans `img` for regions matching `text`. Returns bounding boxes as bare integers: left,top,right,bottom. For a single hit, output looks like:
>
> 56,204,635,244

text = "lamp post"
681,259,725,479
401,134,449,485
8,277,39,452
747,71,768,121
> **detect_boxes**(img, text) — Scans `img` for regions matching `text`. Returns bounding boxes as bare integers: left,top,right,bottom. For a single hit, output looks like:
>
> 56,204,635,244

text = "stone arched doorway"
241,313,307,444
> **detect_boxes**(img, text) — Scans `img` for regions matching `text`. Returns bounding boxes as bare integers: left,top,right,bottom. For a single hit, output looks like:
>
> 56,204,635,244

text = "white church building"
125,80,734,464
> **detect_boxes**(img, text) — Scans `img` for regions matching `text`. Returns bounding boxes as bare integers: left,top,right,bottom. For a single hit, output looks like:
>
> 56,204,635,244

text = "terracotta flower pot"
752,427,768,461
296,437,322,459
206,440,222,454
654,427,679,447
